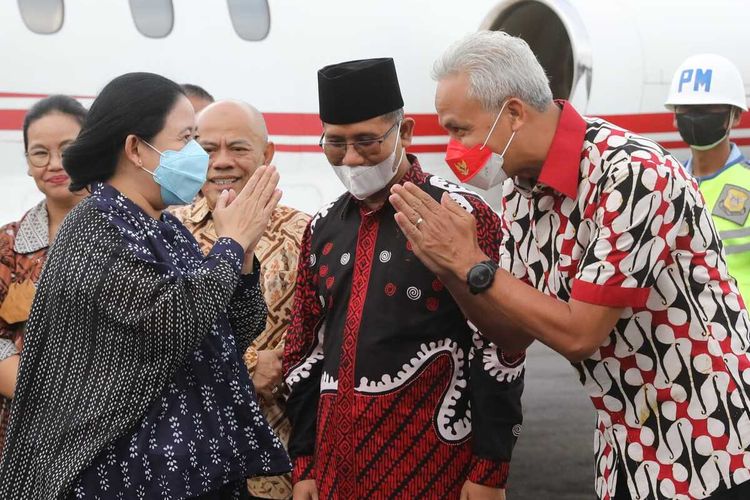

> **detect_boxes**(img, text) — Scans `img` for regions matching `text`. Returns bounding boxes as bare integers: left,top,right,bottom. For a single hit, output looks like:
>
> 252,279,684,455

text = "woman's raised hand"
213,165,282,255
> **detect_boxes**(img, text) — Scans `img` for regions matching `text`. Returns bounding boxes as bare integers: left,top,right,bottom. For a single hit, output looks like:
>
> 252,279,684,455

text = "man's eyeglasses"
25,145,70,168
319,121,400,164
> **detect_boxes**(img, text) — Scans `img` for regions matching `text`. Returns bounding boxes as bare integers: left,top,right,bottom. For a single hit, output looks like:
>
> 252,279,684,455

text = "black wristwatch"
467,260,499,295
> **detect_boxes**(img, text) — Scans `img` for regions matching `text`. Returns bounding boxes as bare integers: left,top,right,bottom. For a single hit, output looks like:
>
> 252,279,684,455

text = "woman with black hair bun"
0,94,87,458
0,73,290,499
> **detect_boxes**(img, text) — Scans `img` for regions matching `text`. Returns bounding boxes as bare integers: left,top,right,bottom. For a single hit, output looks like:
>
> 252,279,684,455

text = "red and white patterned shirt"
500,101,750,499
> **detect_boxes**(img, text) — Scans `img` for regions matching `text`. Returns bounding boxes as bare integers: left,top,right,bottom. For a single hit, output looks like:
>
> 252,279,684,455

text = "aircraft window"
227,0,270,41
17,0,64,34
129,0,174,39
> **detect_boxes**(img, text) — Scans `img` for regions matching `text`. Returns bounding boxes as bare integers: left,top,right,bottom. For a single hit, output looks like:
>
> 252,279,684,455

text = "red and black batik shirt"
284,156,525,499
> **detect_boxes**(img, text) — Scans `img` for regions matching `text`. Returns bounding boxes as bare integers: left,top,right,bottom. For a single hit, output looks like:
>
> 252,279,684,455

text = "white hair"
382,108,404,123
433,31,553,112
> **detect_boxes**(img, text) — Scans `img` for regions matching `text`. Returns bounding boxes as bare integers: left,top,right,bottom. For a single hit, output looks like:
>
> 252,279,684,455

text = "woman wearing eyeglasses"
0,95,87,457
0,73,290,500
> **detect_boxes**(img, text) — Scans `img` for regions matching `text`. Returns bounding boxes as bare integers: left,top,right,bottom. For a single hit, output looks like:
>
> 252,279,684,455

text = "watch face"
468,261,497,294
471,264,492,287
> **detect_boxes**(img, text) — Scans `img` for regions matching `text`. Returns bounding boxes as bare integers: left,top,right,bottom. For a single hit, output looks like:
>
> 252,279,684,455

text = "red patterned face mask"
444,101,516,190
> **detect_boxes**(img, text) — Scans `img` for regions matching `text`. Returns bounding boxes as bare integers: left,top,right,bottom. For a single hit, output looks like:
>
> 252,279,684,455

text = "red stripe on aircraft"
0,109,678,136
3,88,750,136
599,113,675,133
659,137,750,150
264,113,323,136
601,112,750,133
0,91,63,98
266,110,750,136
274,144,449,153
263,113,449,136
3,104,750,151
0,91,95,99
0,110,27,130
274,144,320,153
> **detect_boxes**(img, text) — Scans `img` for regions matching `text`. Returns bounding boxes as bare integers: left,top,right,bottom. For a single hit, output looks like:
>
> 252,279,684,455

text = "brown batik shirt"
172,197,310,499
0,201,51,457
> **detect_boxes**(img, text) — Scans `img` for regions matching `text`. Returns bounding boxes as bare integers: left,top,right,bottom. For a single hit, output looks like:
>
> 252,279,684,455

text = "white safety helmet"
665,54,748,111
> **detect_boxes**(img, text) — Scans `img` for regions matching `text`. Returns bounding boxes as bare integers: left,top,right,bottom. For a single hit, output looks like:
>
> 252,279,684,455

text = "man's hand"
460,480,506,500
14,334,23,352
390,182,486,280
0,354,20,399
390,180,621,361
252,347,284,398
293,479,319,500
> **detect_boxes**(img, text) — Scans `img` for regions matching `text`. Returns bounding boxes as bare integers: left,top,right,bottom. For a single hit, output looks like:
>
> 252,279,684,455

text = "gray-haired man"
391,31,750,499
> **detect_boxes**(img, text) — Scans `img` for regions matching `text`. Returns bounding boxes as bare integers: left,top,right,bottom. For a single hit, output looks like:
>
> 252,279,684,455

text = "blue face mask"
140,139,209,206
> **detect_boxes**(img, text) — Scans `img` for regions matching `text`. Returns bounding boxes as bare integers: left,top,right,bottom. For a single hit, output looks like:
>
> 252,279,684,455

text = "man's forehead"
199,106,249,125
197,132,253,145
436,72,469,99
197,128,259,150
323,115,391,135
435,74,482,117
198,122,253,138
198,115,256,140
436,97,482,130
198,101,267,136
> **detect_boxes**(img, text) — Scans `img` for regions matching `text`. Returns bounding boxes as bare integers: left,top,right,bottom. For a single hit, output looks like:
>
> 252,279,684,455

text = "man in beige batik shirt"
172,100,309,499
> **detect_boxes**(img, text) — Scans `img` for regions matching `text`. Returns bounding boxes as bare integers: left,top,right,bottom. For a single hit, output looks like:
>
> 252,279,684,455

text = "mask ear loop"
137,138,163,176
728,108,737,131
141,139,163,156
481,100,512,150
391,120,404,172
500,130,517,156
719,108,735,145
393,146,405,172
392,120,403,154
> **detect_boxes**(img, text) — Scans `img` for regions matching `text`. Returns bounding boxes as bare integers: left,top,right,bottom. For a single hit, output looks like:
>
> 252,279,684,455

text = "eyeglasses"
25,144,70,168
319,121,400,165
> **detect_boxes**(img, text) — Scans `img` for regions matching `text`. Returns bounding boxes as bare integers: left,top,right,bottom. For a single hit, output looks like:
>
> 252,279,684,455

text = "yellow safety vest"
697,160,750,302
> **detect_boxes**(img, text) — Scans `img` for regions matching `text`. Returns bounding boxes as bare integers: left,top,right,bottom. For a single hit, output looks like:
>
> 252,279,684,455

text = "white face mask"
467,101,516,191
331,121,404,200
468,152,510,191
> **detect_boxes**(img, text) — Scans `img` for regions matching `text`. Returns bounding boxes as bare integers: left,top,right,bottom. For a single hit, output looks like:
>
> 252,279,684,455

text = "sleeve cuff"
0,338,18,362
467,456,510,488
571,279,650,308
237,256,261,290
500,350,526,366
291,455,316,483
209,237,245,274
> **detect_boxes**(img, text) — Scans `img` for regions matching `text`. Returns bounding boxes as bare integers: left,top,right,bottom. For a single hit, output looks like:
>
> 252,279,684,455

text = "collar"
92,183,169,230
341,153,427,217
686,142,745,181
530,100,586,199
14,200,49,254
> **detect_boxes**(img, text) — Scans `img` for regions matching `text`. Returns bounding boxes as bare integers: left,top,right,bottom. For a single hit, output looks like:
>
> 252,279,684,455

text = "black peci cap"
318,58,404,124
